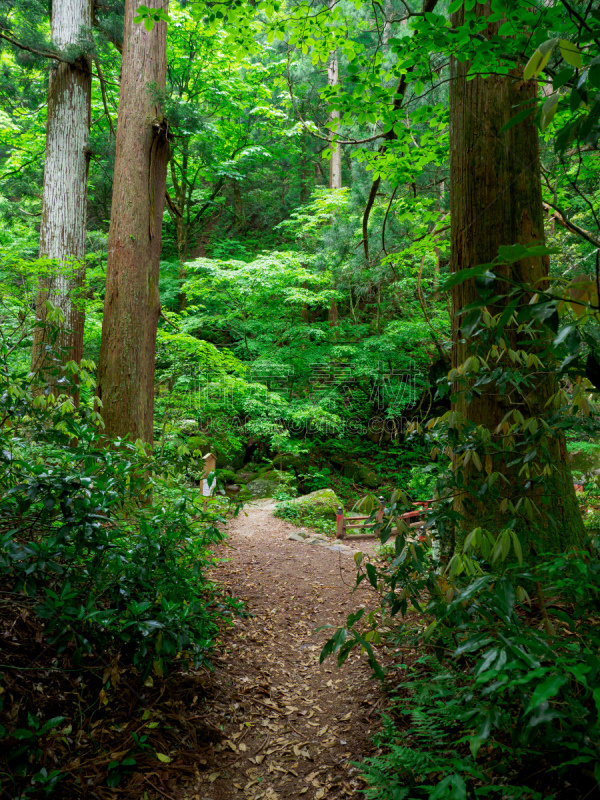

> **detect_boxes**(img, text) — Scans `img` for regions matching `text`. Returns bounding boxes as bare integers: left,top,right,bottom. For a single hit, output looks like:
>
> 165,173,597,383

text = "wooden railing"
335,496,432,541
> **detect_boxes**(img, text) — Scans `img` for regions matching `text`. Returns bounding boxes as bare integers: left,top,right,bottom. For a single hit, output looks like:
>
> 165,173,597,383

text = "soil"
180,499,386,800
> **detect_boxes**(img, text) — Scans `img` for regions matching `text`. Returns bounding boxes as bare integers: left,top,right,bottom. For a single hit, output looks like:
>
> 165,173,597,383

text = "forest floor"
180,499,386,800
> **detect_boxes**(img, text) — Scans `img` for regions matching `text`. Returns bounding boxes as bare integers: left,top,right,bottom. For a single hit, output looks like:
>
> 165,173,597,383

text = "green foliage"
358,549,600,799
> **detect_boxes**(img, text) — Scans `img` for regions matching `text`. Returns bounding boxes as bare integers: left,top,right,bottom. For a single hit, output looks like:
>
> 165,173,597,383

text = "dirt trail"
181,499,384,800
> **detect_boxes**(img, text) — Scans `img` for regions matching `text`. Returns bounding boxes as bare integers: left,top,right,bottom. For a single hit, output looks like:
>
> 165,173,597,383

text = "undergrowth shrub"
0,321,242,796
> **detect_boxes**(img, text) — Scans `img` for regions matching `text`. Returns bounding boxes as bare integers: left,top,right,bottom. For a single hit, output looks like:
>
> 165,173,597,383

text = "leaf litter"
180,500,385,800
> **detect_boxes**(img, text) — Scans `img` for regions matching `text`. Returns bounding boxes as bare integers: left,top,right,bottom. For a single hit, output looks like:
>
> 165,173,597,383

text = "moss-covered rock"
270,454,304,472
354,466,380,489
286,488,340,519
245,478,280,499
569,442,600,477
219,469,239,484
342,462,379,488
260,469,288,482
235,469,257,484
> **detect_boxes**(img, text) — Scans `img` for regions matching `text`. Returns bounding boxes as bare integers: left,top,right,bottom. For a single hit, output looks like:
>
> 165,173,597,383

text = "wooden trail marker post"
336,496,431,540
201,452,217,511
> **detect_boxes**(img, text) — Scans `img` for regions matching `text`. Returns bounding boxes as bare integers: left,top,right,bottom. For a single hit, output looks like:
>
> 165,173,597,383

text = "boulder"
245,478,280,499
260,469,288,482
178,418,200,435
270,454,304,472
342,462,379,488
355,466,380,489
285,488,340,519
342,461,357,479
218,447,246,471
569,444,600,477
219,469,238,484
235,470,258,484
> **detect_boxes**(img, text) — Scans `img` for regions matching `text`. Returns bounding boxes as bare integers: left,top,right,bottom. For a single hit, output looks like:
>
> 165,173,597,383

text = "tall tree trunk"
328,0,342,192
328,6,341,329
233,180,246,233
449,4,583,551
96,0,170,444
31,0,92,402
300,131,310,202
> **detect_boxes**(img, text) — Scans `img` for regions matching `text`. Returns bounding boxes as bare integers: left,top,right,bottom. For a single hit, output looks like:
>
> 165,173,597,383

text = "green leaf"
541,92,560,130
366,562,378,589
442,264,494,290
470,736,482,758
524,47,553,81
559,39,582,68
511,530,523,565
553,67,575,90
526,674,566,713
156,752,172,763
430,773,467,800
500,106,537,132
553,323,578,347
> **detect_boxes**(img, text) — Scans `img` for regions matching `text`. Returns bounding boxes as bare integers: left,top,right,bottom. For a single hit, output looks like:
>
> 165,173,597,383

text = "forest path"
181,499,384,800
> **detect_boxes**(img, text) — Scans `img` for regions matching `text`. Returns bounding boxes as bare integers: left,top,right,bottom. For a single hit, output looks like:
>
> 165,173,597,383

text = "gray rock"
245,478,280,499
287,532,307,542
236,470,257,484
293,528,311,539
178,419,200,435
306,536,331,546
327,544,354,553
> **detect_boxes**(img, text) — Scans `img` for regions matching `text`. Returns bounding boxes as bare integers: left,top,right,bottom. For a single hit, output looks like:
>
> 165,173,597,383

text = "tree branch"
361,0,439,260
542,201,600,249
0,30,70,63
93,55,115,137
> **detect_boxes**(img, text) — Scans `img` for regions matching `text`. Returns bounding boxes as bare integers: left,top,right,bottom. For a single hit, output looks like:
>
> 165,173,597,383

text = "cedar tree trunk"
449,4,584,551
96,0,170,444
31,0,92,401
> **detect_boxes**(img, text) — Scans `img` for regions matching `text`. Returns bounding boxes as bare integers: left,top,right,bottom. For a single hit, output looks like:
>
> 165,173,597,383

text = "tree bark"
31,0,92,402
96,0,170,444
449,3,584,551
328,0,342,192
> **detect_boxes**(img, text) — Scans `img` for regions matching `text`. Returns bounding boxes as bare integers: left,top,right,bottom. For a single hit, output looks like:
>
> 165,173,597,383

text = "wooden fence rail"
335,496,432,541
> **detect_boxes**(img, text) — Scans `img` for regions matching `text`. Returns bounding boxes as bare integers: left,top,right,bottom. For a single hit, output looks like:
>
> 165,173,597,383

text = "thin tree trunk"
96,0,170,444
233,180,246,233
328,8,341,329
449,3,583,551
31,0,92,403
300,131,310,202
328,0,342,192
